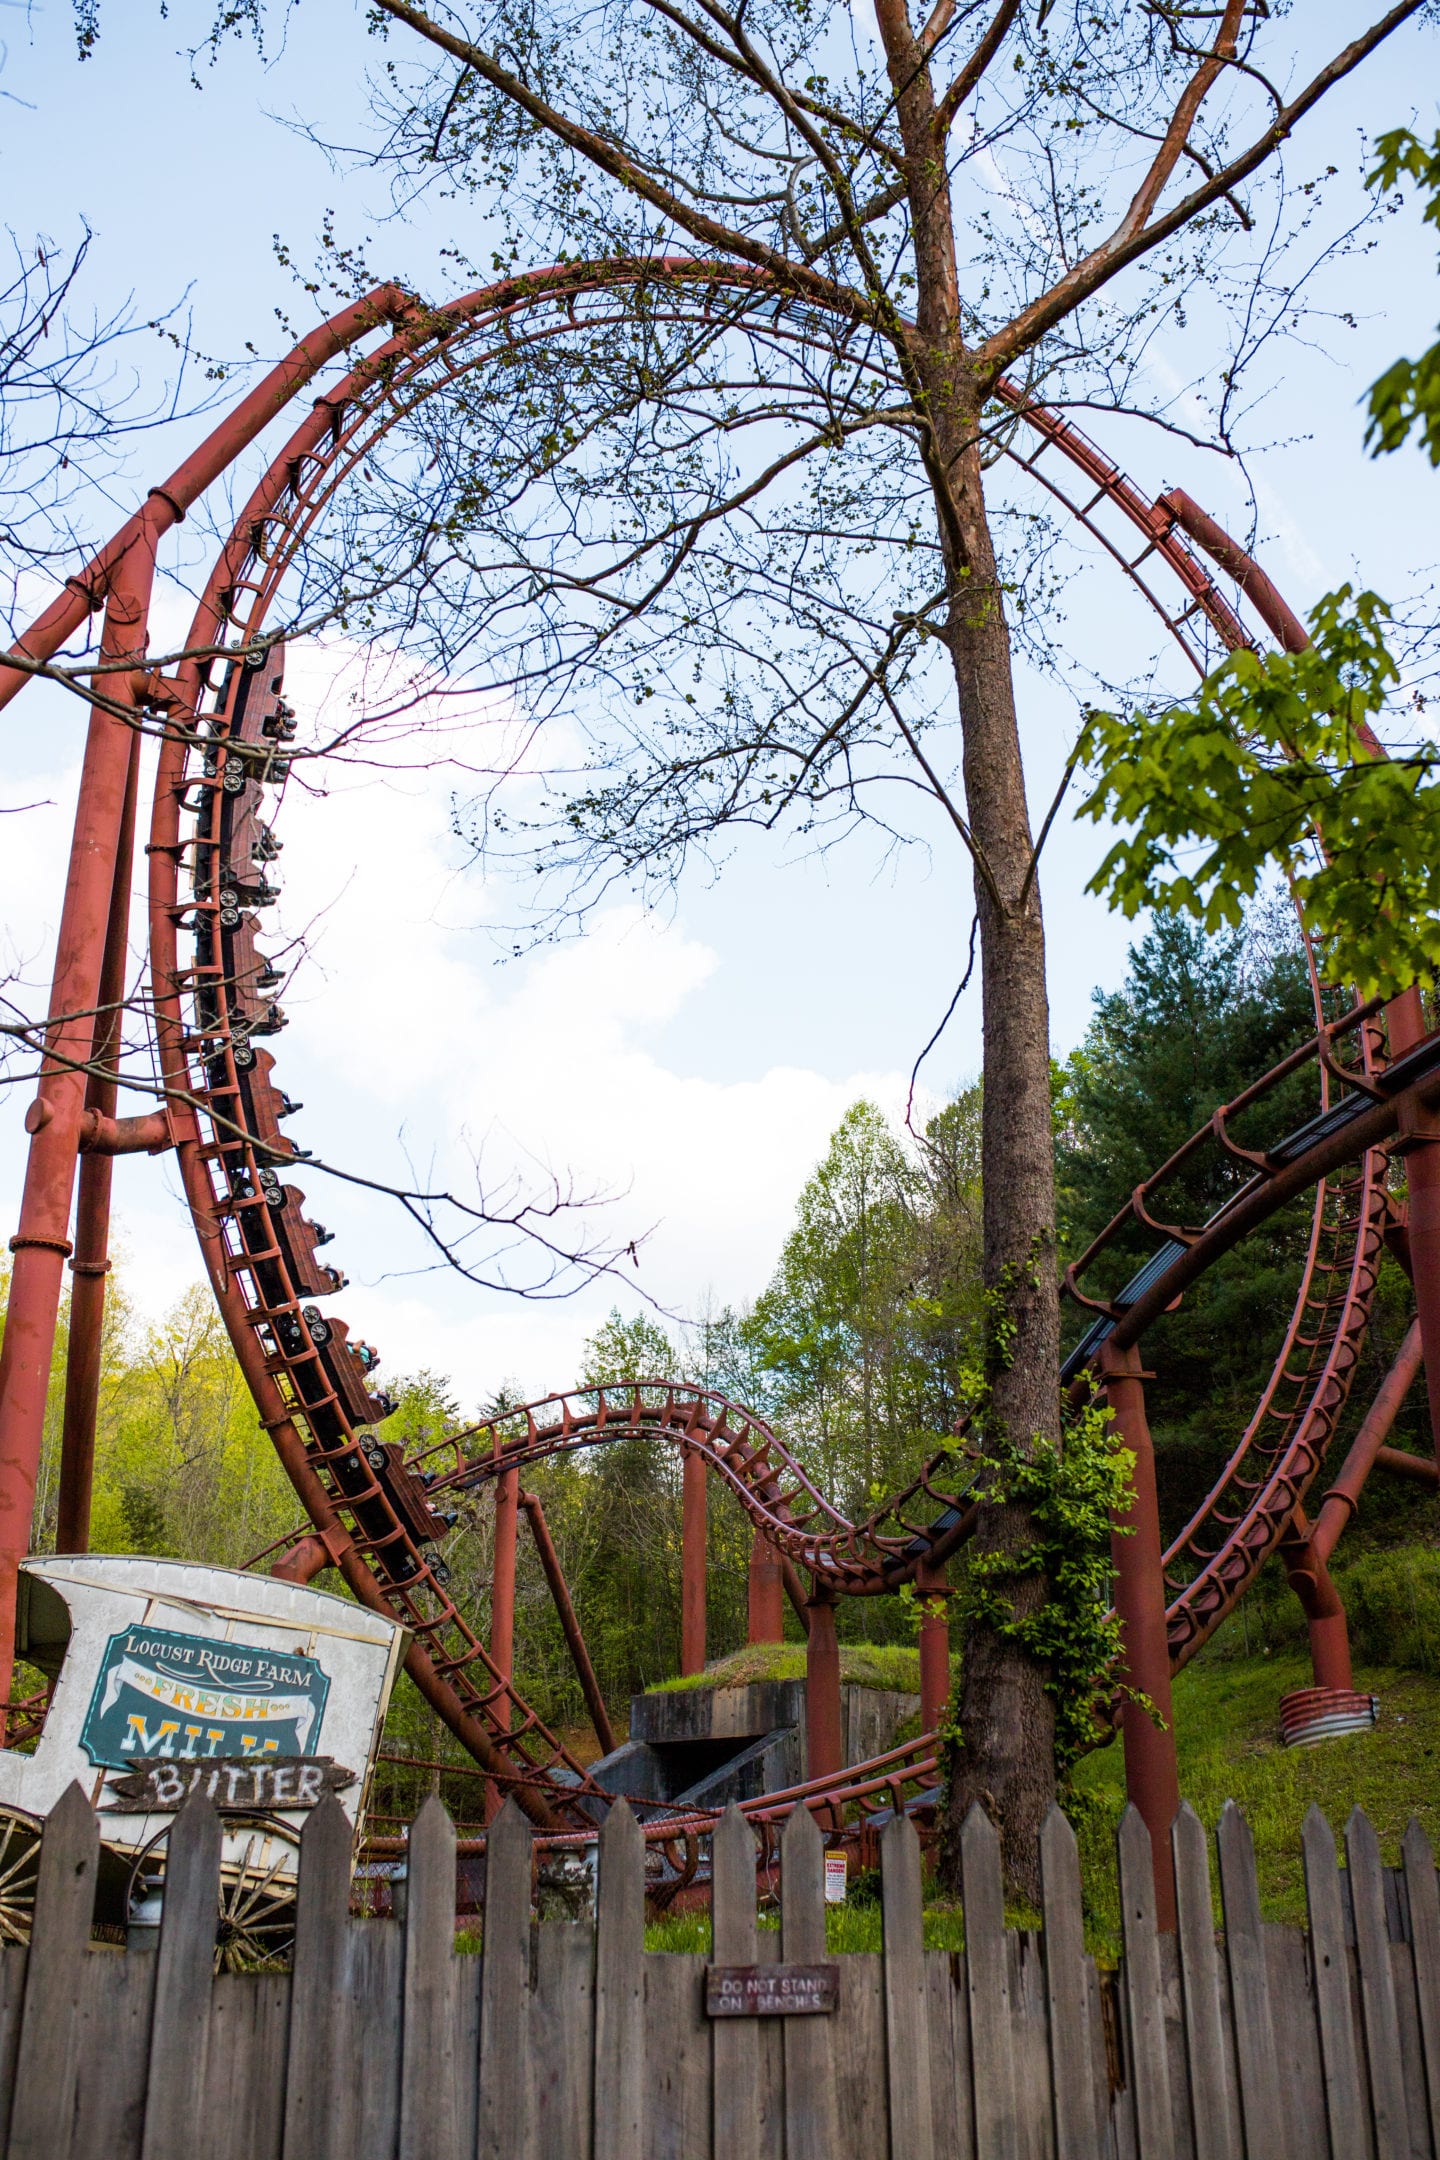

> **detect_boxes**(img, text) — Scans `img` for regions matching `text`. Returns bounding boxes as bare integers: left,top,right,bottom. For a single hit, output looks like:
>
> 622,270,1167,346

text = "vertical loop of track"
113,260,1395,1806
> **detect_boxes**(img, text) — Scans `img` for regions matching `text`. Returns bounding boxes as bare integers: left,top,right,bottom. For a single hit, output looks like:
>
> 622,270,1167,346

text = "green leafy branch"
1366,127,1440,465
1076,586,1440,999
951,1400,1139,1771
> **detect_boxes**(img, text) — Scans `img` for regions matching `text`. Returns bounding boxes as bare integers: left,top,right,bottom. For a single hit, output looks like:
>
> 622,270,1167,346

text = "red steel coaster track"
3,261,1439,1849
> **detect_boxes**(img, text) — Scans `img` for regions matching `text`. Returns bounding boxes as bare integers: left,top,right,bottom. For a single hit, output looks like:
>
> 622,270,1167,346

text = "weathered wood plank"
1009,1931,1050,2160
594,1799,644,2160
1401,1818,1440,2160
477,1798,532,2160
1216,1801,1286,2160
645,1953,710,2160
961,1803,1016,2160
834,1951,888,2160
1117,1805,1174,2160
281,1791,353,2160
1040,1804,1099,2160
0,1942,28,2138
1302,1805,1367,2160
398,1794,459,2160
780,1805,838,2160
349,1920,404,2160
712,1802,762,2160
531,1922,593,2160
883,1811,934,2160
73,1947,155,2160
140,1791,224,2160
925,1950,974,2160
1172,1802,1238,2160
205,1973,289,2160
1264,1924,1328,2160
7,1783,100,2160
1347,1808,1410,2160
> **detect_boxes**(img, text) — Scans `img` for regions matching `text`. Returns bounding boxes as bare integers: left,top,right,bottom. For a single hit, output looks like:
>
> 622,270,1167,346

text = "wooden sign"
102,1755,355,1813
705,1964,839,2017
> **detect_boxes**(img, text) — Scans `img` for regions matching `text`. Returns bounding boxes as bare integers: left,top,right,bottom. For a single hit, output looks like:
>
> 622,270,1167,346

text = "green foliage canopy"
1077,587,1440,998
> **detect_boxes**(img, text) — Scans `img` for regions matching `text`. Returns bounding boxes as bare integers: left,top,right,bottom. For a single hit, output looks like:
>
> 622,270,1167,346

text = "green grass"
645,1646,1440,1957
649,1641,930,1695
1068,1649,1440,1943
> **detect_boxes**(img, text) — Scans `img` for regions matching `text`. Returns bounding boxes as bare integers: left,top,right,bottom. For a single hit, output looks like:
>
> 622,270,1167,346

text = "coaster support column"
1098,1339,1179,1930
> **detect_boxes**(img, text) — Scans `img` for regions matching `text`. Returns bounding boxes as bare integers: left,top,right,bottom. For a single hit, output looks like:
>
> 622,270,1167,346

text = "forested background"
4,897,1436,1783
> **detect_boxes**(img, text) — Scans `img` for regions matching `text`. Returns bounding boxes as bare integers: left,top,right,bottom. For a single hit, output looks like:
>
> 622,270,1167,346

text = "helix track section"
97,259,1422,1819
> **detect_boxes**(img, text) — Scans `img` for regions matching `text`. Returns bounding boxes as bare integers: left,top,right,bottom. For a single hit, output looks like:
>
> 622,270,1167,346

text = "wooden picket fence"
0,1780,1438,2159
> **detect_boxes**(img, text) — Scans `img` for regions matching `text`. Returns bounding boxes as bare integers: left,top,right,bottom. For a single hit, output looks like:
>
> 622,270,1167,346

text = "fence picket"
882,1811,935,2160
1401,1817,1440,2158
1300,1805,1365,2160
1039,1804,1099,2160
1116,1805,1174,2160
399,1794,459,2160
593,1798,644,2160
6,1782,99,2160
1172,1802,1238,2160
139,1791,223,2160
781,1803,838,2160
477,1798,532,2160
712,1802,762,2160
961,1802,1016,2160
1216,1800,1285,2159
281,1793,353,2160
1347,1807,1410,2160
2,1781,1434,2160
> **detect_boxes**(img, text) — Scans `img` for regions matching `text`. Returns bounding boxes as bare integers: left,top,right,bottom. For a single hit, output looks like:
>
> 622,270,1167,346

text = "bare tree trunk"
871,0,1060,1900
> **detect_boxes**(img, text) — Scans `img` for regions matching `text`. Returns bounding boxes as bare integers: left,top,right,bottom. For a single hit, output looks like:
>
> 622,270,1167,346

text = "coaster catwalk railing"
1,261,1437,1863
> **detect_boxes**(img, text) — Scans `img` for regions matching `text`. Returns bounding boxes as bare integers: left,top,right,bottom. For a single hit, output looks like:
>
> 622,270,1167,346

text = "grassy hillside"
646,1642,1440,1953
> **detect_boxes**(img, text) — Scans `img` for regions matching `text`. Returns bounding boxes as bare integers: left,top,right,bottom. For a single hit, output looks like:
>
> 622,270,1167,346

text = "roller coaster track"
9,258,1436,1831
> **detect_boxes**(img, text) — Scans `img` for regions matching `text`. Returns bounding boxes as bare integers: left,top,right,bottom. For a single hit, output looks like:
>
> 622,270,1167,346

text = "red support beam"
55,728,142,1555
1277,1505,1354,1691
681,1446,707,1676
1312,1317,1425,1561
0,530,158,1697
804,1583,843,1792
747,1525,785,1644
491,1464,519,1727
915,1561,951,1735
270,1536,332,1586
520,1489,617,1758
1098,1339,1180,1931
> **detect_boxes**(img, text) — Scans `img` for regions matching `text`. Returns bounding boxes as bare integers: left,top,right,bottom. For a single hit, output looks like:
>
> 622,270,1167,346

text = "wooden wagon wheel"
125,1811,302,1972
0,1809,41,1945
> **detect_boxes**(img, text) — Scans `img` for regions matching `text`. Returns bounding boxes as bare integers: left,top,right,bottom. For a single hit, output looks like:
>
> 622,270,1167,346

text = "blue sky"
1,3,1436,1403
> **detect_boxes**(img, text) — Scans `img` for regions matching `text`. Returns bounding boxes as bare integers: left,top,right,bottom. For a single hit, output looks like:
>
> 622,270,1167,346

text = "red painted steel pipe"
748,1525,786,1644
1375,1444,1439,1485
520,1490,617,1757
804,1585,843,1791
270,1535,332,1585
1098,1340,1180,1931
1313,1318,1425,1562
1399,1111,1440,1480
0,535,157,1696
1159,489,1310,655
1278,1506,1354,1691
491,1465,519,1731
0,286,419,718
55,727,141,1554
915,1562,952,1735
681,1446,707,1676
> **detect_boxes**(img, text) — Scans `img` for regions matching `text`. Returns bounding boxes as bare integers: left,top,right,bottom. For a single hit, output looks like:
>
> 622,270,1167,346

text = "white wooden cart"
0,1555,407,1962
